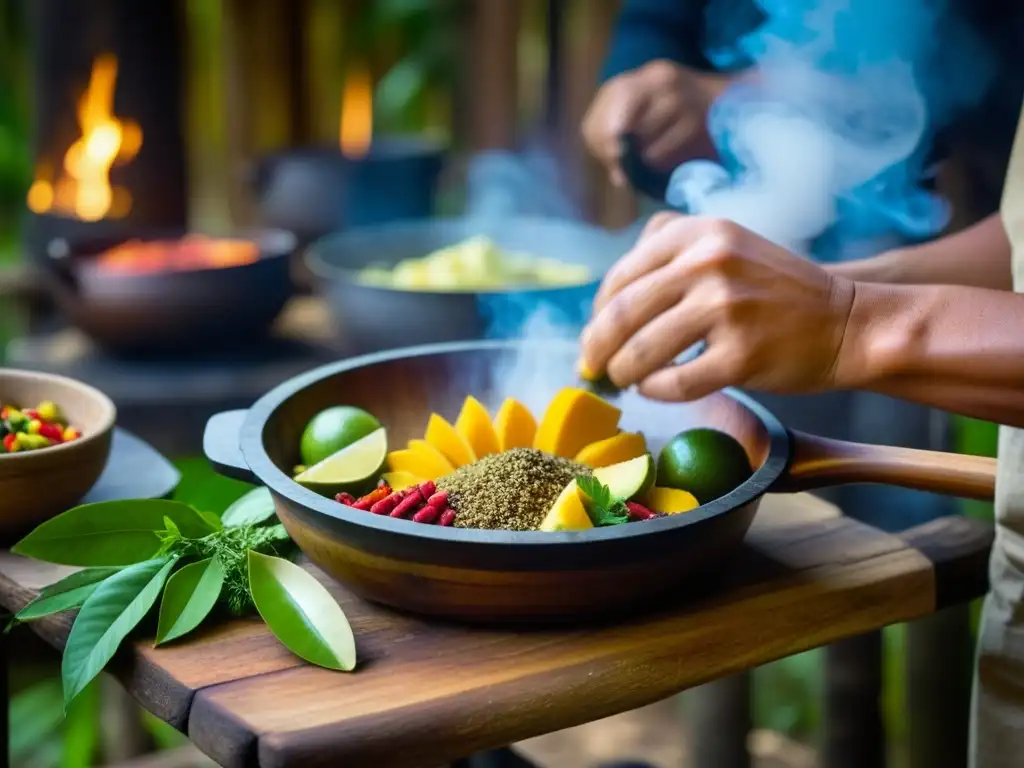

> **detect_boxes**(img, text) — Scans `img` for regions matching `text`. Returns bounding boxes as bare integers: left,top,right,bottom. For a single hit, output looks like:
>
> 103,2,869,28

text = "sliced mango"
493,397,537,451
640,486,700,515
574,431,647,468
381,471,424,492
408,439,455,472
454,396,500,458
424,413,476,467
387,441,453,480
533,387,621,458
539,481,594,532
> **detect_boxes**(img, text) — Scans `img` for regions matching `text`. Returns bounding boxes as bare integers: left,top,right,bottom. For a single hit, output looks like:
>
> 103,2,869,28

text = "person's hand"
578,213,858,401
582,60,729,187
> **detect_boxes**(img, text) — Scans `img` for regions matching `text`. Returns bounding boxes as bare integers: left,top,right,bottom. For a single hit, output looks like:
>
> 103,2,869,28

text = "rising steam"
668,0,994,257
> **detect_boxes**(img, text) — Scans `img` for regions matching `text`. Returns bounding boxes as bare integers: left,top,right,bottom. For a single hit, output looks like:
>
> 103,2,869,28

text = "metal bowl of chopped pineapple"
305,217,639,353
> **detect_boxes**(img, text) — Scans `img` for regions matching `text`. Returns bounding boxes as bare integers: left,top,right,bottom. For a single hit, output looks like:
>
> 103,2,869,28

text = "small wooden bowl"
0,370,116,536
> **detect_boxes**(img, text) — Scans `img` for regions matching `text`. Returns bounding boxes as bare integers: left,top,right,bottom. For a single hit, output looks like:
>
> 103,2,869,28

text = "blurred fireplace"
22,0,188,267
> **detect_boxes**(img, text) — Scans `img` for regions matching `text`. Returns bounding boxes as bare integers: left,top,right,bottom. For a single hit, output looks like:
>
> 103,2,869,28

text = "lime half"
295,428,388,495
300,406,382,467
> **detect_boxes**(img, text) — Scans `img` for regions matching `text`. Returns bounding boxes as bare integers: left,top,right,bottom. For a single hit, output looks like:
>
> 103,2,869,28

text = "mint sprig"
576,475,630,526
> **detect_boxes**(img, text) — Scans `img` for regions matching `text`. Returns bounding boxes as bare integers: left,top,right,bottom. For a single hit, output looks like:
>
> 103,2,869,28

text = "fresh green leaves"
62,557,178,706
221,488,277,528
155,557,225,645
248,551,356,671
13,568,121,625
13,500,219,566
576,475,630,526
15,487,355,707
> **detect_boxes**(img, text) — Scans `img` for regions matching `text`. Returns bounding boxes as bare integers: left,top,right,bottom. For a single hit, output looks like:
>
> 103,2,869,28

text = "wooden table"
0,493,992,768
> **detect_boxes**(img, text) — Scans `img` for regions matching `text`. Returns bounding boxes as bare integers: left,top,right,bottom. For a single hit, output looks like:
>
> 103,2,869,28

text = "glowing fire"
339,64,372,159
95,236,260,275
27,54,141,222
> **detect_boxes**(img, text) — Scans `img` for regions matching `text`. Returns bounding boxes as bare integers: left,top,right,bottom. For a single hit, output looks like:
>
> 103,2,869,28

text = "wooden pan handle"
773,429,997,501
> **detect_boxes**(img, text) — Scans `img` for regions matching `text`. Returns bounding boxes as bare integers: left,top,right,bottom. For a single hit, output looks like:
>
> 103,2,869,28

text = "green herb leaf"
575,475,610,509
196,509,224,532
575,475,630,527
248,551,355,671
155,557,225,645
162,517,181,538
13,500,217,567
221,488,277,528
62,557,178,706
12,568,121,625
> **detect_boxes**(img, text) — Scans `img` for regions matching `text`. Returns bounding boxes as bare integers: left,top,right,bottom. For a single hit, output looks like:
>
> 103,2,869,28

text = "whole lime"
300,406,382,467
656,428,753,504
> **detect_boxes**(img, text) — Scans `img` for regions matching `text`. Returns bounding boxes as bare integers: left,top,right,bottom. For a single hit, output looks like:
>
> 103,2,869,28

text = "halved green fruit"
592,453,656,500
295,428,387,496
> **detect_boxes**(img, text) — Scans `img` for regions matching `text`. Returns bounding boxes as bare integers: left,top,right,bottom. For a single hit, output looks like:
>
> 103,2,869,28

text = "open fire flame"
27,54,141,222
339,64,372,159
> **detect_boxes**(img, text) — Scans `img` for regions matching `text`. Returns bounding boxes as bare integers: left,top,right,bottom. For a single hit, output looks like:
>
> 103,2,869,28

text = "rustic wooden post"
556,0,636,227
824,632,886,768
689,674,753,768
908,606,974,768
464,0,522,151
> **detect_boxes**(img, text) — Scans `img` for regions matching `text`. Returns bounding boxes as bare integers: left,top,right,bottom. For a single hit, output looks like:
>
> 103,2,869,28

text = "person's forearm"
827,213,1011,290
840,280,1024,426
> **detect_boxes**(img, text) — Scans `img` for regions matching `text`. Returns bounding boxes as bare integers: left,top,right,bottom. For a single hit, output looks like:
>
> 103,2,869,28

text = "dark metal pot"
203,340,996,625
248,140,446,245
304,217,640,354
41,228,297,357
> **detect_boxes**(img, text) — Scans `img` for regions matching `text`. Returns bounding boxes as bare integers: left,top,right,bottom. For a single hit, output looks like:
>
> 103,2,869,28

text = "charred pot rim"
236,339,790,568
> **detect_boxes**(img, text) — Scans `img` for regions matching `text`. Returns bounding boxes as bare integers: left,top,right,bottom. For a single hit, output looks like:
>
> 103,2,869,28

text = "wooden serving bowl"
0,370,115,536
204,340,997,624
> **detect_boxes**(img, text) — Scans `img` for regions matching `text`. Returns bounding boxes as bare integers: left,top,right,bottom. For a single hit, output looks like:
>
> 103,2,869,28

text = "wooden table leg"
1,617,8,768
453,748,538,768
687,673,752,768
908,605,974,768
824,632,885,768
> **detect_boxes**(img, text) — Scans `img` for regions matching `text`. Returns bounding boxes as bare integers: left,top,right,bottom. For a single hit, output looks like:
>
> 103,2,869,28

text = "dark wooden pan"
203,340,997,624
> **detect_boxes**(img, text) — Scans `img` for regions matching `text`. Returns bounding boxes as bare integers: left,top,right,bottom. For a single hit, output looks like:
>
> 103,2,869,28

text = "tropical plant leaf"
155,557,225,645
248,551,355,671
13,500,217,567
196,508,224,532
62,557,177,706
13,567,120,625
221,487,276,528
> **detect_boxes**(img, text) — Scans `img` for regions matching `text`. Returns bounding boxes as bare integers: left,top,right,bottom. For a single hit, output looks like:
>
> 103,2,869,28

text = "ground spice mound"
437,448,591,531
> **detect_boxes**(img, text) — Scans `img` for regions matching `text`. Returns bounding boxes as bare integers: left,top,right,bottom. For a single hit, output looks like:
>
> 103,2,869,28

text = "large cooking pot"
304,217,640,354
203,340,996,625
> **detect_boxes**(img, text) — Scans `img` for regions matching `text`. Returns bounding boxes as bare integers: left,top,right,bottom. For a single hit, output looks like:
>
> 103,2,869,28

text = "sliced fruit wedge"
454,396,500,458
533,387,621,458
387,439,454,480
493,397,537,451
640,486,700,515
591,453,656,501
408,439,455,472
539,481,593,532
424,413,476,467
295,428,387,494
574,431,647,468
381,471,425,492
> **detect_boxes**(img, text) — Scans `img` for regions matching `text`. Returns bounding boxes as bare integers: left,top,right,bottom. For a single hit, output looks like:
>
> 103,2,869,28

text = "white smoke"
667,0,945,255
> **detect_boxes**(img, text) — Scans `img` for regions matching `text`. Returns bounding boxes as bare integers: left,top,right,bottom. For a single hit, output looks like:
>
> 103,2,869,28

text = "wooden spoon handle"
773,429,997,501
